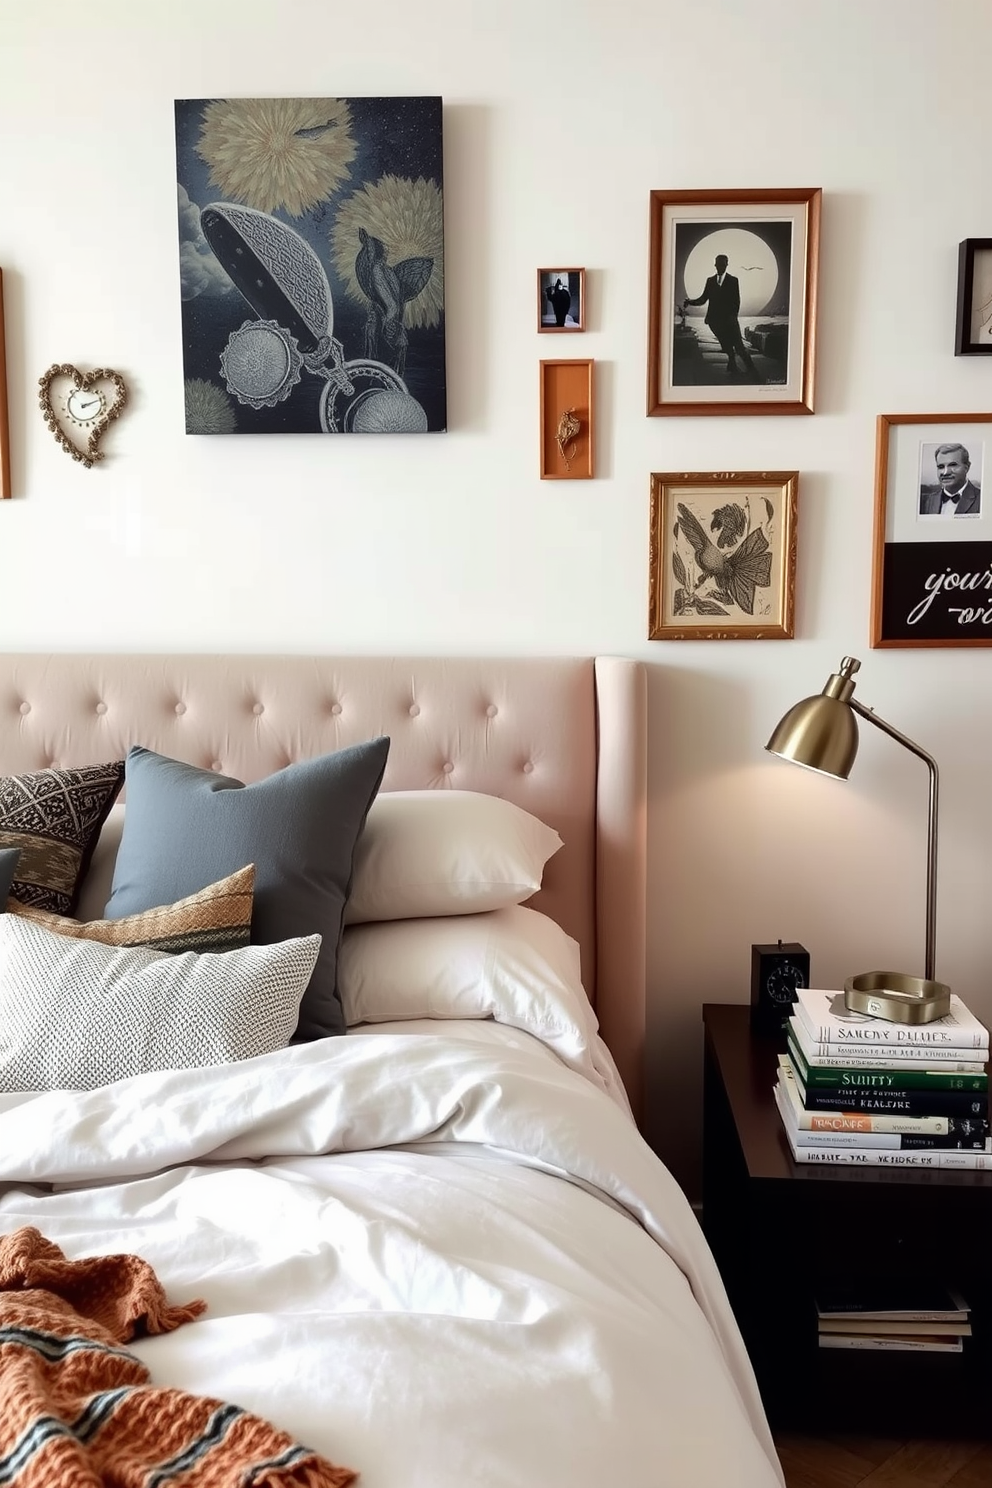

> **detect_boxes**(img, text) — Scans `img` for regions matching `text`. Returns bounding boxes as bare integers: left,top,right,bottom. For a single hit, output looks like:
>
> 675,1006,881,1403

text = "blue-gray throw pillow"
0,847,21,907
105,738,390,1039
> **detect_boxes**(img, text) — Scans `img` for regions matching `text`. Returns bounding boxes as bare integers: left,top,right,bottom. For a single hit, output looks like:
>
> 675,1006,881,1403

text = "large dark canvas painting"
175,97,446,435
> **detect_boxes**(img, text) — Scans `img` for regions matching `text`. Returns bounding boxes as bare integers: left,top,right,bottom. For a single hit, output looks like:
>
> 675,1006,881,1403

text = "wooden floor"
774,1434,992,1487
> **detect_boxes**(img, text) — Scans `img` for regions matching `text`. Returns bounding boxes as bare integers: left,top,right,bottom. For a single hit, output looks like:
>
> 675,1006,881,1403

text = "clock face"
766,961,806,1005
65,387,107,426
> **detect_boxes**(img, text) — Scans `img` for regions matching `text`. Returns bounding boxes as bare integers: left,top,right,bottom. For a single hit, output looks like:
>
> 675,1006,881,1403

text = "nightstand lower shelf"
702,1003,992,1436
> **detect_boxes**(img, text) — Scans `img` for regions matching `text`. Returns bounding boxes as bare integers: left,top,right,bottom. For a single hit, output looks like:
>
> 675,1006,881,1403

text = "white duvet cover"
0,1023,784,1488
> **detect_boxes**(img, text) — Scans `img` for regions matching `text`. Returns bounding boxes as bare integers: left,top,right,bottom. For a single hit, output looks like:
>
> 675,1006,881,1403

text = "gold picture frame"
649,471,798,639
871,411,992,648
647,187,820,416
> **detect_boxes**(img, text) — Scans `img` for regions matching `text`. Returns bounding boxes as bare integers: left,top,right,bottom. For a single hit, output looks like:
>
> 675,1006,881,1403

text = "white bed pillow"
344,791,562,923
339,904,625,1103
0,915,321,1091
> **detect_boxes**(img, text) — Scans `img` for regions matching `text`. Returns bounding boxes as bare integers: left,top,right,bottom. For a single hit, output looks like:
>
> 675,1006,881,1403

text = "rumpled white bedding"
0,1023,784,1487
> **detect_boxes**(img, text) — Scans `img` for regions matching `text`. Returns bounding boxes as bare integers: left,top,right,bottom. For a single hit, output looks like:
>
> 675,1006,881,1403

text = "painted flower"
331,174,444,330
196,98,356,217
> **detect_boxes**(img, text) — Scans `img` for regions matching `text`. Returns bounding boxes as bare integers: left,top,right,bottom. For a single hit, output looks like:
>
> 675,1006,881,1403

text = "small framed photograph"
648,471,798,639
871,413,992,647
647,188,820,416
538,268,585,332
954,239,992,355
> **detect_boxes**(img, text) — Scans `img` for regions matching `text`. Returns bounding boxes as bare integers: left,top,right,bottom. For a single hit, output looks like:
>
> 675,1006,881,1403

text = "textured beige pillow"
8,865,254,955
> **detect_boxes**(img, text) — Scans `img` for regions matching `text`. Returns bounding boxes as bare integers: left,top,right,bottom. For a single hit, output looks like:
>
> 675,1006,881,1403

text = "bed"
0,653,784,1487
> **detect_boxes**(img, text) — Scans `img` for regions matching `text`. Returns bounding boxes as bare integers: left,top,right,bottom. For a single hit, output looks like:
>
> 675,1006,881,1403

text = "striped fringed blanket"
0,1227,357,1487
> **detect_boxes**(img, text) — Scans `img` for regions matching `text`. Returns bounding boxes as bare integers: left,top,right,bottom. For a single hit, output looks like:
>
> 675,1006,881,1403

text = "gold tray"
844,971,951,1024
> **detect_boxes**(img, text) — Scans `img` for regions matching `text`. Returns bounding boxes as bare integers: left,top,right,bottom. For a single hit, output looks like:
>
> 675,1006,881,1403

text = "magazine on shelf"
817,1316,972,1337
794,988,989,1050
818,1332,964,1353
815,1284,970,1324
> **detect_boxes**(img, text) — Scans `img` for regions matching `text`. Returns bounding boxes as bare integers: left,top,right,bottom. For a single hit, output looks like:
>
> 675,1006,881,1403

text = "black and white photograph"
538,268,584,331
647,188,820,416
872,413,992,648
918,439,983,519
954,238,992,355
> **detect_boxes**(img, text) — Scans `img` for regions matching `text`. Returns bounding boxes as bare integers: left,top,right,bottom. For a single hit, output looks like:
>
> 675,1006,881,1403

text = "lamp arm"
850,699,939,981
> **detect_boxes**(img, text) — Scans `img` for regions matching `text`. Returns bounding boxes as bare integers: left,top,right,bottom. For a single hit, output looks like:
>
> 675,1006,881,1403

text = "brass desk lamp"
766,655,950,1024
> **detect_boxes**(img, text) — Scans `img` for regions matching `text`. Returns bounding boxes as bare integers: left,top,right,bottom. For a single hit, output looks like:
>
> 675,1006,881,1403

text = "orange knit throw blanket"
0,1227,356,1487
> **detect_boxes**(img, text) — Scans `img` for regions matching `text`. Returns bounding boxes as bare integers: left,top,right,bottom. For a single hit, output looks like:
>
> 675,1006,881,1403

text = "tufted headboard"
0,654,647,1118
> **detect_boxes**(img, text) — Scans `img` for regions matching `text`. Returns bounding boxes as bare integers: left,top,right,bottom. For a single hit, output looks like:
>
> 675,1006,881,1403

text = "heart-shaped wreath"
38,363,128,469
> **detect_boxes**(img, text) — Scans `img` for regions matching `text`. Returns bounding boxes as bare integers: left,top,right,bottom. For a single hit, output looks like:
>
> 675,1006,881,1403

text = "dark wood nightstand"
702,1003,992,1436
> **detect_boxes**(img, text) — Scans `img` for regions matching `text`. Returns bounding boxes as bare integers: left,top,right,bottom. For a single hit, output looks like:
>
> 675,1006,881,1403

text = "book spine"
774,1083,990,1150
817,1333,963,1352
789,1020,987,1070
800,1109,989,1138
788,1041,988,1092
795,995,988,1050
787,1142,992,1169
798,1084,989,1118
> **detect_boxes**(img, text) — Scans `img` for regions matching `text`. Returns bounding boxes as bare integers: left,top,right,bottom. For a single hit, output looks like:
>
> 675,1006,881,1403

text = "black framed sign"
954,239,992,356
871,412,992,647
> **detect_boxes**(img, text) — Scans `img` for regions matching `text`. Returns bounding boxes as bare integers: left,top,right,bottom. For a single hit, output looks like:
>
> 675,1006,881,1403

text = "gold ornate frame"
649,470,798,640
647,187,820,416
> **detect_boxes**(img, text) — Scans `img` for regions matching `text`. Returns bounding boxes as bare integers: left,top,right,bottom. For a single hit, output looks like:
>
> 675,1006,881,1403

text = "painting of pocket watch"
175,96,446,435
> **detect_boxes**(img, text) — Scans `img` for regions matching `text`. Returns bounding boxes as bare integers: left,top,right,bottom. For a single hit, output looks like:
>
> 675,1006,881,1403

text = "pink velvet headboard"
0,654,647,1119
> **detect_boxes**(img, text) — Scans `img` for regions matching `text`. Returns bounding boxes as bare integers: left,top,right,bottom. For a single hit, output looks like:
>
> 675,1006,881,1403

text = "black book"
795,1071,988,1120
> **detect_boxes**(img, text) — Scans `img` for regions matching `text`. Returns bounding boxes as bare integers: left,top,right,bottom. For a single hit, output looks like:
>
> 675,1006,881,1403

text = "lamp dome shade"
765,694,859,779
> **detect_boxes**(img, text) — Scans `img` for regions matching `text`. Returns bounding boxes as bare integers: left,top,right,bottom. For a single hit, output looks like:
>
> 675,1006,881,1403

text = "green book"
787,1034,989,1093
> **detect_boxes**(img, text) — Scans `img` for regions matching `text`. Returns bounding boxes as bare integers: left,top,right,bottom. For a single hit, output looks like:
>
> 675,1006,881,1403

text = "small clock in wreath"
750,940,811,1037
39,363,127,469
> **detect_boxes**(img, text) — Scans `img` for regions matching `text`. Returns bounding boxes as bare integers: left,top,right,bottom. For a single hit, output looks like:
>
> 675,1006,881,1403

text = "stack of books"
774,986,992,1170
815,1284,972,1353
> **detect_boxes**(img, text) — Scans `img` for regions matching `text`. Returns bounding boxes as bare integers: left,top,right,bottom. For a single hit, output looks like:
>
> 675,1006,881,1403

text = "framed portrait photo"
647,188,821,416
871,413,992,648
648,470,798,640
954,239,992,355
538,268,585,332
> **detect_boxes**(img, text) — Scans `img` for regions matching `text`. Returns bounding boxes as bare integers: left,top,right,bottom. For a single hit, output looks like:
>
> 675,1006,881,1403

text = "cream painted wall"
2,0,991,1195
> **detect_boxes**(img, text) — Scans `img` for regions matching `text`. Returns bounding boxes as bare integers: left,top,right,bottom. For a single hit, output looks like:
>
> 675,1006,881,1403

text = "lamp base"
844,971,951,1024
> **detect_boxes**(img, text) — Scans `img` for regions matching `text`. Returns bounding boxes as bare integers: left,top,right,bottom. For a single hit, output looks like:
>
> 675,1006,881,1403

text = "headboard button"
330,703,343,717
523,761,535,775
95,702,108,716
486,704,498,718
409,704,420,718
442,761,454,774
174,702,187,716
18,702,30,716
252,702,264,716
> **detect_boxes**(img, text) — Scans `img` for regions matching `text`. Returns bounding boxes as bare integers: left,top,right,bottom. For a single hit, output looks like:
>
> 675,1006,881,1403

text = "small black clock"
749,940,811,1037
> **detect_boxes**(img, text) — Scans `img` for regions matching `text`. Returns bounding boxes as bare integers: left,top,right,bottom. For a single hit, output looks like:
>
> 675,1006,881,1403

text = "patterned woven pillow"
0,916,321,1091
8,864,254,954
0,762,125,916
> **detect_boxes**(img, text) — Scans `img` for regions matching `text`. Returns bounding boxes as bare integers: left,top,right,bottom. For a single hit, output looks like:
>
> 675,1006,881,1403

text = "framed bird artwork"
648,470,798,640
